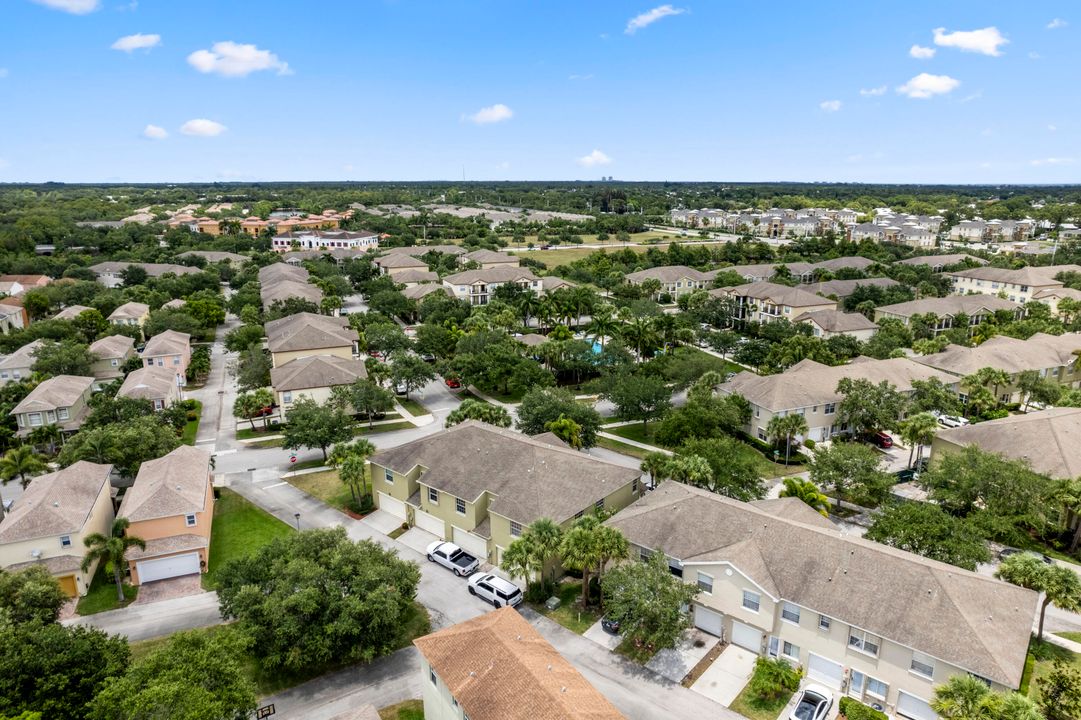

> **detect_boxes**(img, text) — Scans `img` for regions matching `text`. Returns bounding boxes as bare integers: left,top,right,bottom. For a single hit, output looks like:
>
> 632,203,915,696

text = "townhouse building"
710,282,836,325
264,312,359,367
797,309,878,342
894,254,987,273
0,339,43,385
873,295,1022,335
117,365,181,410
461,249,520,269
89,262,201,289
88,334,136,388
624,265,712,299
799,277,901,305
142,329,191,382
946,265,1081,304
107,301,150,329
11,375,95,439
270,355,368,420
443,267,541,306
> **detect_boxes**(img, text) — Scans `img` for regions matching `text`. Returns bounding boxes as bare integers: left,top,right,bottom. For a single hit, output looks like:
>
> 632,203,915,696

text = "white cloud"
909,44,936,59
180,119,226,137
568,73,594,81
859,85,887,97
1031,157,1075,166
819,100,842,112
625,5,685,34
0,68,7,79
142,124,168,139
111,33,161,52
577,149,612,167
932,27,1008,56
466,103,513,124
958,91,982,103
1029,51,1042,60
896,73,961,99
1048,18,1068,30
31,0,99,14
187,41,290,77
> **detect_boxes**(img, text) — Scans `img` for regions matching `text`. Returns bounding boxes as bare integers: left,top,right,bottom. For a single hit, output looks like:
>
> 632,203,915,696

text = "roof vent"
176,485,182,491
561,687,567,693
53,501,60,507
547,664,553,671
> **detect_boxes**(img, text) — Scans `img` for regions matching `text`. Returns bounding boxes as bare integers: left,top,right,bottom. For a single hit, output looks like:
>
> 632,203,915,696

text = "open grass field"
203,489,293,589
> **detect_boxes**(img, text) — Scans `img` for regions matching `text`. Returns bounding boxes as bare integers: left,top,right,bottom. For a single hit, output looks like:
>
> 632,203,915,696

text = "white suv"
467,573,523,608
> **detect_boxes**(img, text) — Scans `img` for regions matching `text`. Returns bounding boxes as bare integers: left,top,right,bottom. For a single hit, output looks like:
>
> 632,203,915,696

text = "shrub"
839,697,888,720
803,438,816,449
747,657,801,702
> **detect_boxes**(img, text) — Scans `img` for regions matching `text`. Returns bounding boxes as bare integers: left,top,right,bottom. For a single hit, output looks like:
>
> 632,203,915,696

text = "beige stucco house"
0,461,115,596
374,253,430,276
11,374,95,438
712,282,837,325
874,295,1021,336
265,312,359,368
442,267,541,306
626,265,711,299
797,309,878,341
117,365,181,410
414,607,625,720
119,445,214,585
89,334,136,388
460,249,520,269
52,304,92,321
0,339,43,385
947,265,1081,304
270,355,368,419
608,482,1038,720
370,421,644,566
142,329,191,382
107,301,150,329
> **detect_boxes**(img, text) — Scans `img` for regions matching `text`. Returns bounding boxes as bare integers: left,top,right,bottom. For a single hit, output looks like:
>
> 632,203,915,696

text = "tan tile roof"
89,334,135,360
540,276,576,293
463,249,519,265
117,366,178,401
714,281,835,309
108,302,149,320
934,407,1081,479
119,445,211,522
796,309,878,332
914,332,1081,377
265,312,357,354
12,375,94,414
625,265,710,284
876,294,1020,319
372,422,641,525
8,553,83,575
143,329,190,357
375,254,429,269
896,254,988,269
0,339,44,371
444,267,539,285
270,355,367,392
414,607,625,720
258,263,309,284
0,461,112,543
608,482,1038,688
391,269,439,284
52,305,92,321
402,284,453,301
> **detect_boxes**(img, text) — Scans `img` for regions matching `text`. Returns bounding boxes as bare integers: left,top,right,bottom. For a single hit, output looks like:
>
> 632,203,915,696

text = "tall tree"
809,442,892,507
516,386,602,448
445,399,511,428
996,552,1081,639
333,379,395,427
389,354,436,401
865,502,990,570
600,372,672,431
81,517,146,603
778,477,831,517
0,445,47,491
765,413,808,464
0,565,66,624
898,412,939,469
836,377,907,435
601,550,698,651
544,415,584,449
281,397,354,461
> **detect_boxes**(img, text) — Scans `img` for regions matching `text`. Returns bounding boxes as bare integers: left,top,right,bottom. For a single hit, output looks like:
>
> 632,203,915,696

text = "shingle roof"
934,407,1081,479
444,267,539,285
625,265,710,284
119,445,211,522
607,482,1037,688
714,281,835,308
12,375,94,414
375,254,429,269
915,332,1081,378
265,312,358,353
540,276,576,292
179,250,247,263
117,365,177,401
896,254,988,269
0,339,44,371
108,302,149,320
948,265,1080,286
876,295,1020,319
143,329,190,358
126,533,209,562
391,269,439,284
402,284,454,300
796,309,878,332
515,333,548,347
270,355,368,392
371,422,641,525
52,305,92,321
463,249,519,265
413,607,625,720
382,244,465,256
258,263,309,284
0,461,112,543
261,279,323,307
89,262,200,278
799,277,900,299
89,334,135,360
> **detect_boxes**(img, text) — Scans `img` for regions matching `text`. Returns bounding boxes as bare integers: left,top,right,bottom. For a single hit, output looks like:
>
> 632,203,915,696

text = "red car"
869,431,893,449
253,405,276,417
445,378,462,389
369,350,384,360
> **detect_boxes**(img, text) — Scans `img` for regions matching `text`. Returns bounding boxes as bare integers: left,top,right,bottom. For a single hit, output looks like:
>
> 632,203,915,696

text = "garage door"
452,527,489,561
807,654,844,689
136,552,200,584
731,621,763,652
57,574,78,597
693,604,723,636
414,509,445,537
378,492,406,520
897,691,937,720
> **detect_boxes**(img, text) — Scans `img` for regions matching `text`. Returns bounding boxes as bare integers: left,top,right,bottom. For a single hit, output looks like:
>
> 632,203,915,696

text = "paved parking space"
362,509,403,535
690,643,756,706
132,574,205,606
397,527,439,556
645,628,718,682
583,619,622,651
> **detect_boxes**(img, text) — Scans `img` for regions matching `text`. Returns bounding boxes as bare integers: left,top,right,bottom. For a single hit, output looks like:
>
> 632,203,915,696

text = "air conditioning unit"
30,549,41,559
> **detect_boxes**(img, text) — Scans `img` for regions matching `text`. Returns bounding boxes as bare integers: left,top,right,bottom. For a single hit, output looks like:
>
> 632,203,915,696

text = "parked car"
394,382,408,395
467,573,523,608
865,431,893,449
445,378,462,389
600,616,621,634
426,541,480,577
938,414,969,428
420,353,436,362
369,350,384,360
998,547,1054,564
789,684,833,720
252,404,276,417
894,467,918,483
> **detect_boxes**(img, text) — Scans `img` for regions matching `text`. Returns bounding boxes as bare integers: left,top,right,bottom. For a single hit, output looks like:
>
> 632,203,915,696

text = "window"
455,497,466,514
594,498,604,511
429,667,437,686
428,487,438,504
574,510,584,519
146,358,153,367
173,356,181,366
57,408,69,420
911,651,935,679
110,358,119,367
383,468,393,484
46,410,56,423
818,615,831,631
156,358,164,367
866,677,888,700
781,602,800,625
782,640,800,660
29,413,42,427
185,514,196,527
510,521,522,537
697,572,713,593
282,392,292,404
632,478,638,493
849,628,880,656
824,402,836,415
60,535,72,548
742,590,760,612
639,547,651,561
154,400,164,410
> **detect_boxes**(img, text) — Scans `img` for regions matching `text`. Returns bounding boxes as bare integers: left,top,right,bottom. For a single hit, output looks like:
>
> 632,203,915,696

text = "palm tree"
621,316,658,359
560,517,604,607
778,477,831,517
527,518,564,584
640,452,671,489
0,445,47,491
931,675,996,719
899,412,939,469
592,524,628,589
26,424,62,455
587,308,618,349
82,517,146,603
766,414,808,464
331,439,377,504
233,392,259,431
517,294,543,330
500,537,542,585
1055,477,1081,553
250,387,275,428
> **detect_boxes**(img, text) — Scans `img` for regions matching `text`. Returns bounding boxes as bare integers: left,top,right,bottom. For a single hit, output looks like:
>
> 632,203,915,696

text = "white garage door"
731,621,763,652
897,691,937,720
693,604,723,636
136,552,200,584
378,493,406,520
414,509,445,537
807,654,844,689
452,527,489,561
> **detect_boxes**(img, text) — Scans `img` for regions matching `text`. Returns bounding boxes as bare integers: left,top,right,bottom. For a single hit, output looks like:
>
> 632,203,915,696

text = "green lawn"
76,565,138,615
355,420,417,435
379,700,424,720
246,438,284,449
397,397,428,416
529,581,601,635
729,685,794,720
476,385,524,403
286,468,372,514
203,489,293,589
604,424,803,478
1055,631,1081,643
595,436,651,460
291,458,328,471
1024,637,1081,700
461,389,492,405
180,400,203,446
236,424,282,440
604,423,664,447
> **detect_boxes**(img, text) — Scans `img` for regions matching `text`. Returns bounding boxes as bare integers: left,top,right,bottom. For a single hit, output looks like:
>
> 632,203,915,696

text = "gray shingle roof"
265,312,357,354
391,269,439,284
914,332,1081,377
625,265,710,284
12,375,94,414
261,279,323,307
108,302,149,320
402,284,453,300
270,354,368,392
895,254,988,269
52,305,92,321
0,461,112,543
258,263,309,284
799,277,900,299
876,295,1020,319
934,407,1081,479
143,329,190,358
117,366,177,401
714,281,835,308
88,335,135,360
0,339,44,372
607,482,1037,688
375,254,429,269
462,249,519,265
796,309,878,332
119,445,211,522
444,267,539,285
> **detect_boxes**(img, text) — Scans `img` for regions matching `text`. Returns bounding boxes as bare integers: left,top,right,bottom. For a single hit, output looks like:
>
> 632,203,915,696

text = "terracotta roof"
265,312,357,354
0,462,112,543
608,482,1038,688
143,329,190,357
413,607,625,720
119,445,211,522
270,355,368,392
117,365,177,401
108,302,149,320
12,375,94,414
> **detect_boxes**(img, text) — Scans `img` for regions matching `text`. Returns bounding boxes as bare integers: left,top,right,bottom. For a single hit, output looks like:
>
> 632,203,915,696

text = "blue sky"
0,0,1077,183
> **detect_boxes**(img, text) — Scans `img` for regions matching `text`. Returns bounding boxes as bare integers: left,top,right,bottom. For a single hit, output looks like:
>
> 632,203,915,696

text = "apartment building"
797,309,878,341
624,266,712,298
874,295,1021,335
272,229,379,253
947,265,1081,304
443,267,541,306
711,282,836,325
799,277,900,304
461,249,520,269
895,254,987,273
88,262,201,289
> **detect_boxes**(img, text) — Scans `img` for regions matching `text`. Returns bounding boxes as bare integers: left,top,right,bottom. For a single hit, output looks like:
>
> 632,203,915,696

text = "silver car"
467,572,523,608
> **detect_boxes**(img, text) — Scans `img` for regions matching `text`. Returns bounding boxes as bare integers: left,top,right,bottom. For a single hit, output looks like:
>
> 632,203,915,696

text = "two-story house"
711,282,836,325
142,329,191,383
89,262,201,289
265,312,359,367
117,365,181,410
460,249,520,269
370,421,644,565
88,334,136,389
107,301,150,330
414,607,625,720
10,375,95,439
0,461,115,596
625,266,711,299
947,265,1081,304
443,268,541,306
270,355,368,420
119,445,214,584
52,304,93,321
374,253,431,277
797,309,878,342
0,339,43,385
608,482,1037,720
874,295,1022,336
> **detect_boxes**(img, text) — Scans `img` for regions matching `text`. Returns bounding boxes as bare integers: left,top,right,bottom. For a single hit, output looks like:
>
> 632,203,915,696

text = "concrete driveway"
132,574,204,606
645,629,718,683
583,619,622,651
398,527,439,556
691,643,756,706
363,509,404,535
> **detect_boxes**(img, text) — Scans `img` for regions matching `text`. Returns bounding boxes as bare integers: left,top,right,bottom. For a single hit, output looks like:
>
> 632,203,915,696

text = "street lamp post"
293,512,301,531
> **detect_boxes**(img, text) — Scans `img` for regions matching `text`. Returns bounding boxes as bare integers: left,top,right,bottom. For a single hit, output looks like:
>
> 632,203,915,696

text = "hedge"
839,697,888,720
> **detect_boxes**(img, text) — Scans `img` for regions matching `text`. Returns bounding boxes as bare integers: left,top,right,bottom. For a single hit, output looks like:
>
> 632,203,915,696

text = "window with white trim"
509,520,522,537
455,497,466,514
185,514,196,527
60,535,72,548
429,667,437,686
428,487,438,504
911,651,935,679
384,468,393,484
57,408,69,420
282,392,292,404
697,572,713,594
866,676,888,699
848,628,880,656
818,614,831,631
781,602,800,624
742,590,760,612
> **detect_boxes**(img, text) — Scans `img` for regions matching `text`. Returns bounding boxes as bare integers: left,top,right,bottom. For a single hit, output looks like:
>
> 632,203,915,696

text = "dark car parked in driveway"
601,616,621,634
